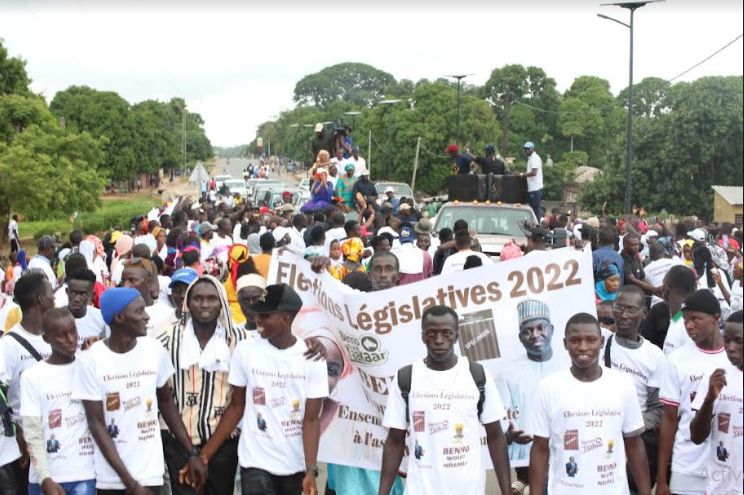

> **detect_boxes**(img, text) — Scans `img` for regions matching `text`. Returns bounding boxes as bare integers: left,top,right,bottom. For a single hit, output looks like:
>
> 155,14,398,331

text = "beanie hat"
100,287,141,325
517,299,551,326
681,289,721,316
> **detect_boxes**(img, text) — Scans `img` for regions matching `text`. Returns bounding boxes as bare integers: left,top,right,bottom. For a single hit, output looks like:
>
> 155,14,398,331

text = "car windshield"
434,206,534,236
225,180,245,189
376,183,413,198
215,175,231,182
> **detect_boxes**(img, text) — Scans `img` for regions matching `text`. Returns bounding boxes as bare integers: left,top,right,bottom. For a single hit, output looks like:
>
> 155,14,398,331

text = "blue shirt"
592,246,624,285
455,154,473,174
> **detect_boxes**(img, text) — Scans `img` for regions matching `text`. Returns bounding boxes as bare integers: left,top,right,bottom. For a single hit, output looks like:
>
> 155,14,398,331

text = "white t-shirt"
146,301,176,338
660,342,728,477
441,250,493,275
644,259,683,306
210,234,233,251
691,361,743,495
529,368,645,495
0,346,21,467
20,360,95,483
502,354,570,461
731,280,743,313
525,152,543,192
0,324,52,425
228,337,328,475
74,307,109,348
200,240,213,262
8,219,19,241
134,235,157,256
28,256,58,290
55,283,69,308
72,338,174,489
348,157,367,177
602,337,667,414
157,276,173,309
383,358,506,494
663,312,689,355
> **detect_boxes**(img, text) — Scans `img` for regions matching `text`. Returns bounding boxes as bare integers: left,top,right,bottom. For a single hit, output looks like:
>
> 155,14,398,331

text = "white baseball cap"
687,228,706,242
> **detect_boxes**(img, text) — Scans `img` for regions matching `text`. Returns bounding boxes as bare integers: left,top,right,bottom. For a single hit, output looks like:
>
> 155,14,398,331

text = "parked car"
246,178,280,198
299,178,312,191
214,174,232,186
224,179,248,198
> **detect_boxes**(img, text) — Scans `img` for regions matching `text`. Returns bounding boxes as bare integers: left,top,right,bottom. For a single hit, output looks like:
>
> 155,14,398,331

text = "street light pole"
445,74,472,144
598,1,663,216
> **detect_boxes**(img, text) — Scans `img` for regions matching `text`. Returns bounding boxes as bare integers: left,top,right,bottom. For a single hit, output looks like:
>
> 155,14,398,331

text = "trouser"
0,461,18,495
29,480,95,495
10,239,19,254
528,189,543,221
11,460,28,495
97,488,162,495
628,432,658,494
163,431,239,495
240,468,304,495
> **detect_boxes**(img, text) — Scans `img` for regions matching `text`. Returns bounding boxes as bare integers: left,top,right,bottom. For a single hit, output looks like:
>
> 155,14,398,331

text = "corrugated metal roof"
712,185,744,206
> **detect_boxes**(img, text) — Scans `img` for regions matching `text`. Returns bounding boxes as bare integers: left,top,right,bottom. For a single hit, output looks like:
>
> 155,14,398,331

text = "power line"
669,33,743,82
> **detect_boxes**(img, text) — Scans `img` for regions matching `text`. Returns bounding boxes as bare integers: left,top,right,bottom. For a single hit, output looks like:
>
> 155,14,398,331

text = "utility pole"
181,104,186,173
501,91,511,158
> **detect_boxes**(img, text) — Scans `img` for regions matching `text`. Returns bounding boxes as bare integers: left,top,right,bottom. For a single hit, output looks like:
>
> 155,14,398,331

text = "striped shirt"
158,322,250,445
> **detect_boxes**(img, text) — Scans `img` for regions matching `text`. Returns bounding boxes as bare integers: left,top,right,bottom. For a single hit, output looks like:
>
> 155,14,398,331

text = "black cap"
247,284,303,314
681,289,721,316
530,227,549,241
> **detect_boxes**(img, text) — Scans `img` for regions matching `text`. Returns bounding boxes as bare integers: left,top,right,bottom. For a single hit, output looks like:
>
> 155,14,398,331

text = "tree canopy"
294,63,397,109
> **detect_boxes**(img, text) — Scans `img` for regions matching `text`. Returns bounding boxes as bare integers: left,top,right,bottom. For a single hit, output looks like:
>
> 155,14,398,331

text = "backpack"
398,359,487,424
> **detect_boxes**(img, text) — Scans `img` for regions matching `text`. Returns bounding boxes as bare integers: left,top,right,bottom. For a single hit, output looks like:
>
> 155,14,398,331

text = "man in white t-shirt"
529,312,651,495
21,309,95,495
64,268,108,348
380,305,511,495
519,142,543,221
441,229,493,275
605,286,667,492
662,265,698,355
348,146,366,178
27,235,59,290
645,244,683,307
0,272,55,489
657,290,729,495
193,285,328,495
689,310,743,495
8,214,20,253
73,288,206,495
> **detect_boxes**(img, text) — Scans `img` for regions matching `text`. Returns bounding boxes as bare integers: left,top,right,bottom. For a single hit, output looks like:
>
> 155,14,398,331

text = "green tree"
293,63,397,109
0,94,53,143
0,122,106,222
581,76,743,218
0,41,32,96
482,64,560,158
617,77,671,117
557,97,601,152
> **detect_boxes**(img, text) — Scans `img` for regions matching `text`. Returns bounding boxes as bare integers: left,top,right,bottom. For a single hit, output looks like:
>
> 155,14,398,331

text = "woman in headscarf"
222,244,259,325
301,165,334,213
329,238,365,281
595,263,621,302
85,235,109,282
109,234,134,287
334,163,358,209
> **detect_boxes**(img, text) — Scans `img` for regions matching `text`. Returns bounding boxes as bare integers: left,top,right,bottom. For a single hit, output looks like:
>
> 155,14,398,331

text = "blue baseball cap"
399,225,415,244
169,268,199,289
352,146,361,152
484,144,497,153
523,141,535,149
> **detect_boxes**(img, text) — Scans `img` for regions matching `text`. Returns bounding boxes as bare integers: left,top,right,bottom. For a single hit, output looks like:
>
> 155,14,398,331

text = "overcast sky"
1,0,742,147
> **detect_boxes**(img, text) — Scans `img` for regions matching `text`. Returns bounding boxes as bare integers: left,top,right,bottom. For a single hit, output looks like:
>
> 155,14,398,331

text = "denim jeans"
29,480,95,495
528,189,543,221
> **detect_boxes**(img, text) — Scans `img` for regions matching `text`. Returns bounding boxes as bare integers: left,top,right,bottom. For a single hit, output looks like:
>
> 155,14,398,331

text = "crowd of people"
0,147,742,495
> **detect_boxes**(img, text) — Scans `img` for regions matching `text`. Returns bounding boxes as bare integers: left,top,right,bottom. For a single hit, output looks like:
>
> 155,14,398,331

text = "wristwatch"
187,446,201,459
306,465,319,477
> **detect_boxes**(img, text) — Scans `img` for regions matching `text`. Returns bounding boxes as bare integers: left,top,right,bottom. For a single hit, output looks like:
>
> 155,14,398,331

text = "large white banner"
268,247,596,469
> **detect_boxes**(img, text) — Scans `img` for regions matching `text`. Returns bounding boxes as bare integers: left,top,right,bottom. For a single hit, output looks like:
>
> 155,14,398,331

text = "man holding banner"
379,306,512,495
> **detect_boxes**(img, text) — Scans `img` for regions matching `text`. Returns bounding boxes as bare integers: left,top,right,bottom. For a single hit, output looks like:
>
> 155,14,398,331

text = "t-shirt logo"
454,423,465,444
291,399,301,418
48,409,62,429
564,430,579,451
186,393,198,407
606,439,615,459
256,413,268,432
413,411,425,433
414,440,425,460
145,398,153,414
253,387,266,406
106,392,121,412
718,413,731,434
